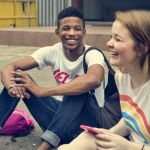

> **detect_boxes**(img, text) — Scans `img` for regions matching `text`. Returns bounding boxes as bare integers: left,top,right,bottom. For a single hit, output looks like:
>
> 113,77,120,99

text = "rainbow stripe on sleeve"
120,95,150,145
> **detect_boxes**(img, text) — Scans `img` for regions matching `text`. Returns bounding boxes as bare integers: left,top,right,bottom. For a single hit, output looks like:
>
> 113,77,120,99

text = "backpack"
0,109,34,141
83,47,122,129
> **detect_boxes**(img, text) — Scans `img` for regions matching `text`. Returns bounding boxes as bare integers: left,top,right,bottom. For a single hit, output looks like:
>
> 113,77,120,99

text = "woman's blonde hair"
115,10,150,79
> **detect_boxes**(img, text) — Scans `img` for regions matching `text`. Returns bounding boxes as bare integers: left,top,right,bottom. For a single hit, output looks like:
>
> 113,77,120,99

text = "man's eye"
63,28,69,31
75,28,81,31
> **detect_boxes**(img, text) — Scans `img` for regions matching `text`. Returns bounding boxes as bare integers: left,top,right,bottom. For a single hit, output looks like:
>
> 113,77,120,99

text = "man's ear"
83,29,86,38
55,28,60,38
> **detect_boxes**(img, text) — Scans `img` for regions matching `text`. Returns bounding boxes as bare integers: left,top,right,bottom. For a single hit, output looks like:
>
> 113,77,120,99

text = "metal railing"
37,0,72,26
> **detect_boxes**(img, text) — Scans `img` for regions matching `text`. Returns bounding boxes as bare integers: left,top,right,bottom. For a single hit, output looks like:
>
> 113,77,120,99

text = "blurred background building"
0,0,150,49
0,0,150,28
0,0,37,27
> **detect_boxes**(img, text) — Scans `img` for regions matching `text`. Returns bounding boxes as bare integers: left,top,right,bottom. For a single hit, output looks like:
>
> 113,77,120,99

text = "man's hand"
10,70,43,97
8,86,31,99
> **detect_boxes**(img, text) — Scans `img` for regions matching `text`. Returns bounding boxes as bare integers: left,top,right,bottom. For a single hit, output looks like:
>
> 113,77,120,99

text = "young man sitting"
0,7,105,150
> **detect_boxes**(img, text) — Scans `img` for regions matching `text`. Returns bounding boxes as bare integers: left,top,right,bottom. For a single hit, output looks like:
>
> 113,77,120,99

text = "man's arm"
44,63,104,96
11,63,104,97
1,56,38,98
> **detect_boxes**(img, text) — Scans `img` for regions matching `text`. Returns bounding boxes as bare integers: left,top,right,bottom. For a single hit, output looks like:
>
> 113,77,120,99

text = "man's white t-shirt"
31,43,105,107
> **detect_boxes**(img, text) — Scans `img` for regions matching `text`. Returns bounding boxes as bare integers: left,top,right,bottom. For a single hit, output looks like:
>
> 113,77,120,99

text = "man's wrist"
7,84,15,92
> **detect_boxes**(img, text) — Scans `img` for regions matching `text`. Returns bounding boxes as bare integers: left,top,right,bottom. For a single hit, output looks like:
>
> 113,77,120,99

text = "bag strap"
11,125,35,142
83,46,115,94
83,47,115,74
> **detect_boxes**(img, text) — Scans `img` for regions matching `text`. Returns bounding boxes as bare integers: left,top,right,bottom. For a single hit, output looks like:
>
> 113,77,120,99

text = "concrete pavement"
0,45,117,150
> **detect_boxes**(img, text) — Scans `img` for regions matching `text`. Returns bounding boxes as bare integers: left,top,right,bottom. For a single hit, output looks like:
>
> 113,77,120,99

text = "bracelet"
7,84,15,92
142,145,145,150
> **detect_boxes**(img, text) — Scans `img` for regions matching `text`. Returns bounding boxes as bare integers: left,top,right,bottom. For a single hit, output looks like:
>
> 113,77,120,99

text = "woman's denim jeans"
0,74,99,147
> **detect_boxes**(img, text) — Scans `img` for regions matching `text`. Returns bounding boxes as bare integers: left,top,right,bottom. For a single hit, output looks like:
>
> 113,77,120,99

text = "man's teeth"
68,40,76,42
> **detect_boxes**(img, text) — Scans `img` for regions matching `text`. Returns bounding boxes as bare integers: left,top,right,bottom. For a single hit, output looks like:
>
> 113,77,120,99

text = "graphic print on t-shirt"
53,69,80,84
120,95,150,145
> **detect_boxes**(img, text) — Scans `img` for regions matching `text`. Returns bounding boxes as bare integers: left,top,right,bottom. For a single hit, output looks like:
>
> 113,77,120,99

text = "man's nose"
68,28,75,36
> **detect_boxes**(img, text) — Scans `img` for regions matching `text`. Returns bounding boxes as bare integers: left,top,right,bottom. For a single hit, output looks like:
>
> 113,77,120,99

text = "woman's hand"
95,132,130,150
92,128,112,134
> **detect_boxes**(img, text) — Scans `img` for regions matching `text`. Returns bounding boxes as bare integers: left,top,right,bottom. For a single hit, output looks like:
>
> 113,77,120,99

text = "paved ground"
0,45,117,150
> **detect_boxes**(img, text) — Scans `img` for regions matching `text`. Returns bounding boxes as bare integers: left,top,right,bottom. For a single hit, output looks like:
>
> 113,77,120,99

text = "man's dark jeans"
0,74,99,147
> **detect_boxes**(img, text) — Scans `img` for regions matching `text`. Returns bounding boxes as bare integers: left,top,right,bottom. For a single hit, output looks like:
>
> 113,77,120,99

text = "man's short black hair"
57,7,85,29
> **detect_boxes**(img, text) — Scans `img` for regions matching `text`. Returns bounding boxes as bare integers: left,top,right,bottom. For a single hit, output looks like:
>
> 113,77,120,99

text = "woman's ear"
55,28,60,38
137,43,149,57
144,43,149,53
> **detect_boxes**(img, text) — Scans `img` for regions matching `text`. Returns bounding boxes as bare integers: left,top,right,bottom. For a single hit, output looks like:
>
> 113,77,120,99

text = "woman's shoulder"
115,70,130,90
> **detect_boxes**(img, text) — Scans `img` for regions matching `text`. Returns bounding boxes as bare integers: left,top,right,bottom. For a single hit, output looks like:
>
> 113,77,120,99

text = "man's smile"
66,39,78,45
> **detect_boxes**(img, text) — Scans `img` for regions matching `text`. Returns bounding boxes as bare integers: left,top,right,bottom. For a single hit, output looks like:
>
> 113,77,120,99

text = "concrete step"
0,26,111,51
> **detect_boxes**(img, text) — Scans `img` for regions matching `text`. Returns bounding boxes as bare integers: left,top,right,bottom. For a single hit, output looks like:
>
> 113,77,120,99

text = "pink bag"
0,109,34,135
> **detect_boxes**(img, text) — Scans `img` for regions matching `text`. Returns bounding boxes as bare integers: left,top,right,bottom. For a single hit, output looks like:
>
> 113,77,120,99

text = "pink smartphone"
80,125,103,134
